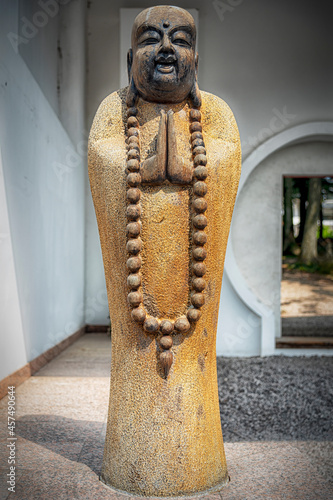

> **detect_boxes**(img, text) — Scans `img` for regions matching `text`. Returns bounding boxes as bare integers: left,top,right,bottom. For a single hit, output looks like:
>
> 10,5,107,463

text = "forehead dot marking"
163,21,170,28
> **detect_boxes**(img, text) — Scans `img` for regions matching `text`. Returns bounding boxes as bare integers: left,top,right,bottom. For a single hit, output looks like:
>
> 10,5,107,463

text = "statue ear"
126,48,138,107
189,81,202,109
127,49,133,83
189,55,201,109
126,76,139,107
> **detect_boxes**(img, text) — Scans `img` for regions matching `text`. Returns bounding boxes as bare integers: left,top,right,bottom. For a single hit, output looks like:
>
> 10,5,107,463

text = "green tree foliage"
283,176,333,267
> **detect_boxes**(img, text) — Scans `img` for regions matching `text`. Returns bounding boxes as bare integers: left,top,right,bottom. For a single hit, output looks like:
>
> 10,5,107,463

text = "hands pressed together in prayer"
141,110,193,185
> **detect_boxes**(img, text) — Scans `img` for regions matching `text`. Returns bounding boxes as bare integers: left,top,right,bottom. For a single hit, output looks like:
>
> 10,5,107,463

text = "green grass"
317,225,333,239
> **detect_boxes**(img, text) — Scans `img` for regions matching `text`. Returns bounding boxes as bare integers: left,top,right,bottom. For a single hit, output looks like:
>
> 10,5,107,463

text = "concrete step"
276,336,333,348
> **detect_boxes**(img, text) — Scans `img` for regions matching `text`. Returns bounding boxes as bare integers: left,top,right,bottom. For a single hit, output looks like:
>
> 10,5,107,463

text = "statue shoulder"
201,91,240,143
89,87,128,144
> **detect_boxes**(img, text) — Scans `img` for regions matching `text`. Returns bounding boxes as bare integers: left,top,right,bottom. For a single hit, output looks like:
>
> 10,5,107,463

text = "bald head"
131,6,196,49
128,5,198,104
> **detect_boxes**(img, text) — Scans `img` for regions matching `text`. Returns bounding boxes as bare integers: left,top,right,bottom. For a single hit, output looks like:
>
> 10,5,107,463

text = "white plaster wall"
18,0,86,144
86,0,333,351
0,0,86,377
87,0,333,139
218,273,261,356
0,147,27,380
232,141,333,341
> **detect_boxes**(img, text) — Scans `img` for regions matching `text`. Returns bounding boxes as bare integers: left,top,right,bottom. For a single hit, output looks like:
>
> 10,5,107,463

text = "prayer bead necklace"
125,104,208,377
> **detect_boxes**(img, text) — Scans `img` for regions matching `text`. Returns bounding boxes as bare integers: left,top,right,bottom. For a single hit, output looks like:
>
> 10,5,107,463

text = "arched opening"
280,174,333,347
224,122,333,355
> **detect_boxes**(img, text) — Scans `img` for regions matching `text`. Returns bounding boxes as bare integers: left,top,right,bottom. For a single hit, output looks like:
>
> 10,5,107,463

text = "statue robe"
88,87,241,496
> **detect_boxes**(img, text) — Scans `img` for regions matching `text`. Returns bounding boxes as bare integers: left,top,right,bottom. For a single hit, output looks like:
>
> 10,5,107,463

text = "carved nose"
159,34,174,53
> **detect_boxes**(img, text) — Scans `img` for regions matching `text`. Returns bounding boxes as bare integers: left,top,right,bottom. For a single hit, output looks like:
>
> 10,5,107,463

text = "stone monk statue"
88,5,241,497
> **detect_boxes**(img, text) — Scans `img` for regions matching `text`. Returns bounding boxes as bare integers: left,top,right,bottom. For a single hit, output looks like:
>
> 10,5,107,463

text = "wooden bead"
192,277,206,292
190,122,202,133
127,143,140,153
127,127,139,137
194,154,207,167
194,166,208,180
174,317,190,333
144,317,160,333
193,181,207,197
127,159,140,172
126,204,141,220
126,238,141,254
127,149,140,160
193,146,206,156
191,293,205,308
126,158,140,173
193,262,206,277
127,173,141,187
193,230,207,245
131,307,146,323
127,116,138,128
191,132,203,142
160,335,173,349
127,291,142,308
193,198,207,213
126,256,141,272
160,320,174,335
160,350,173,377
187,308,201,323
127,107,138,117
192,138,205,149
127,188,141,203
127,135,139,146
127,273,141,289
193,214,208,229
193,247,207,261
126,222,141,238
189,109,201,122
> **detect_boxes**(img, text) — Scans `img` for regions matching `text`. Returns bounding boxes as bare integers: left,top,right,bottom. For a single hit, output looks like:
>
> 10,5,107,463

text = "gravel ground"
217,356,333,482
217,355,333,442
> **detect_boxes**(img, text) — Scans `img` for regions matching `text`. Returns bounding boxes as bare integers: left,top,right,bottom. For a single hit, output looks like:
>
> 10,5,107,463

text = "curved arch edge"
224,121,333,355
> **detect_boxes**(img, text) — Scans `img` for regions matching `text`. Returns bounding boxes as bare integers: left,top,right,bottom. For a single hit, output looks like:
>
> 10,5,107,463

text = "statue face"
129,6,197,103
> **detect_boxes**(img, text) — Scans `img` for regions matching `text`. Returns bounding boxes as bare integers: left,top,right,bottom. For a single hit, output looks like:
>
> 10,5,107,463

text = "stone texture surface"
217,356,333,444
0,334,332,499
88,86,241,496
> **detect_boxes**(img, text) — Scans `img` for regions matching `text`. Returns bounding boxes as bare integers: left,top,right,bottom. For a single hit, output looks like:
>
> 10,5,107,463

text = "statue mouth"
156,63,175,74
155,55,177,74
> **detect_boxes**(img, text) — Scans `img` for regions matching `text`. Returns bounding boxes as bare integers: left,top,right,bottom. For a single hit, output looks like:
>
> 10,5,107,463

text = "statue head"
127,5,200,106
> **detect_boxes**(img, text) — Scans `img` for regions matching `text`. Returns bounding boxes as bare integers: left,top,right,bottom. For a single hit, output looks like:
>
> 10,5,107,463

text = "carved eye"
138,31,161,46
173,39,191,47
143,37,160,45
171,34,191,47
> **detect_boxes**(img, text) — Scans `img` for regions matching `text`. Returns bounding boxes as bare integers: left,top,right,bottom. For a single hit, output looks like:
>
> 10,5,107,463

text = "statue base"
99,473,230,498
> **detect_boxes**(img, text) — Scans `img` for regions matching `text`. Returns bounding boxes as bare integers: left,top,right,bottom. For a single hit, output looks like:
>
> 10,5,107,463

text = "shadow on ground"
9,353,332,498
16,354,333,474
16,415,105,475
